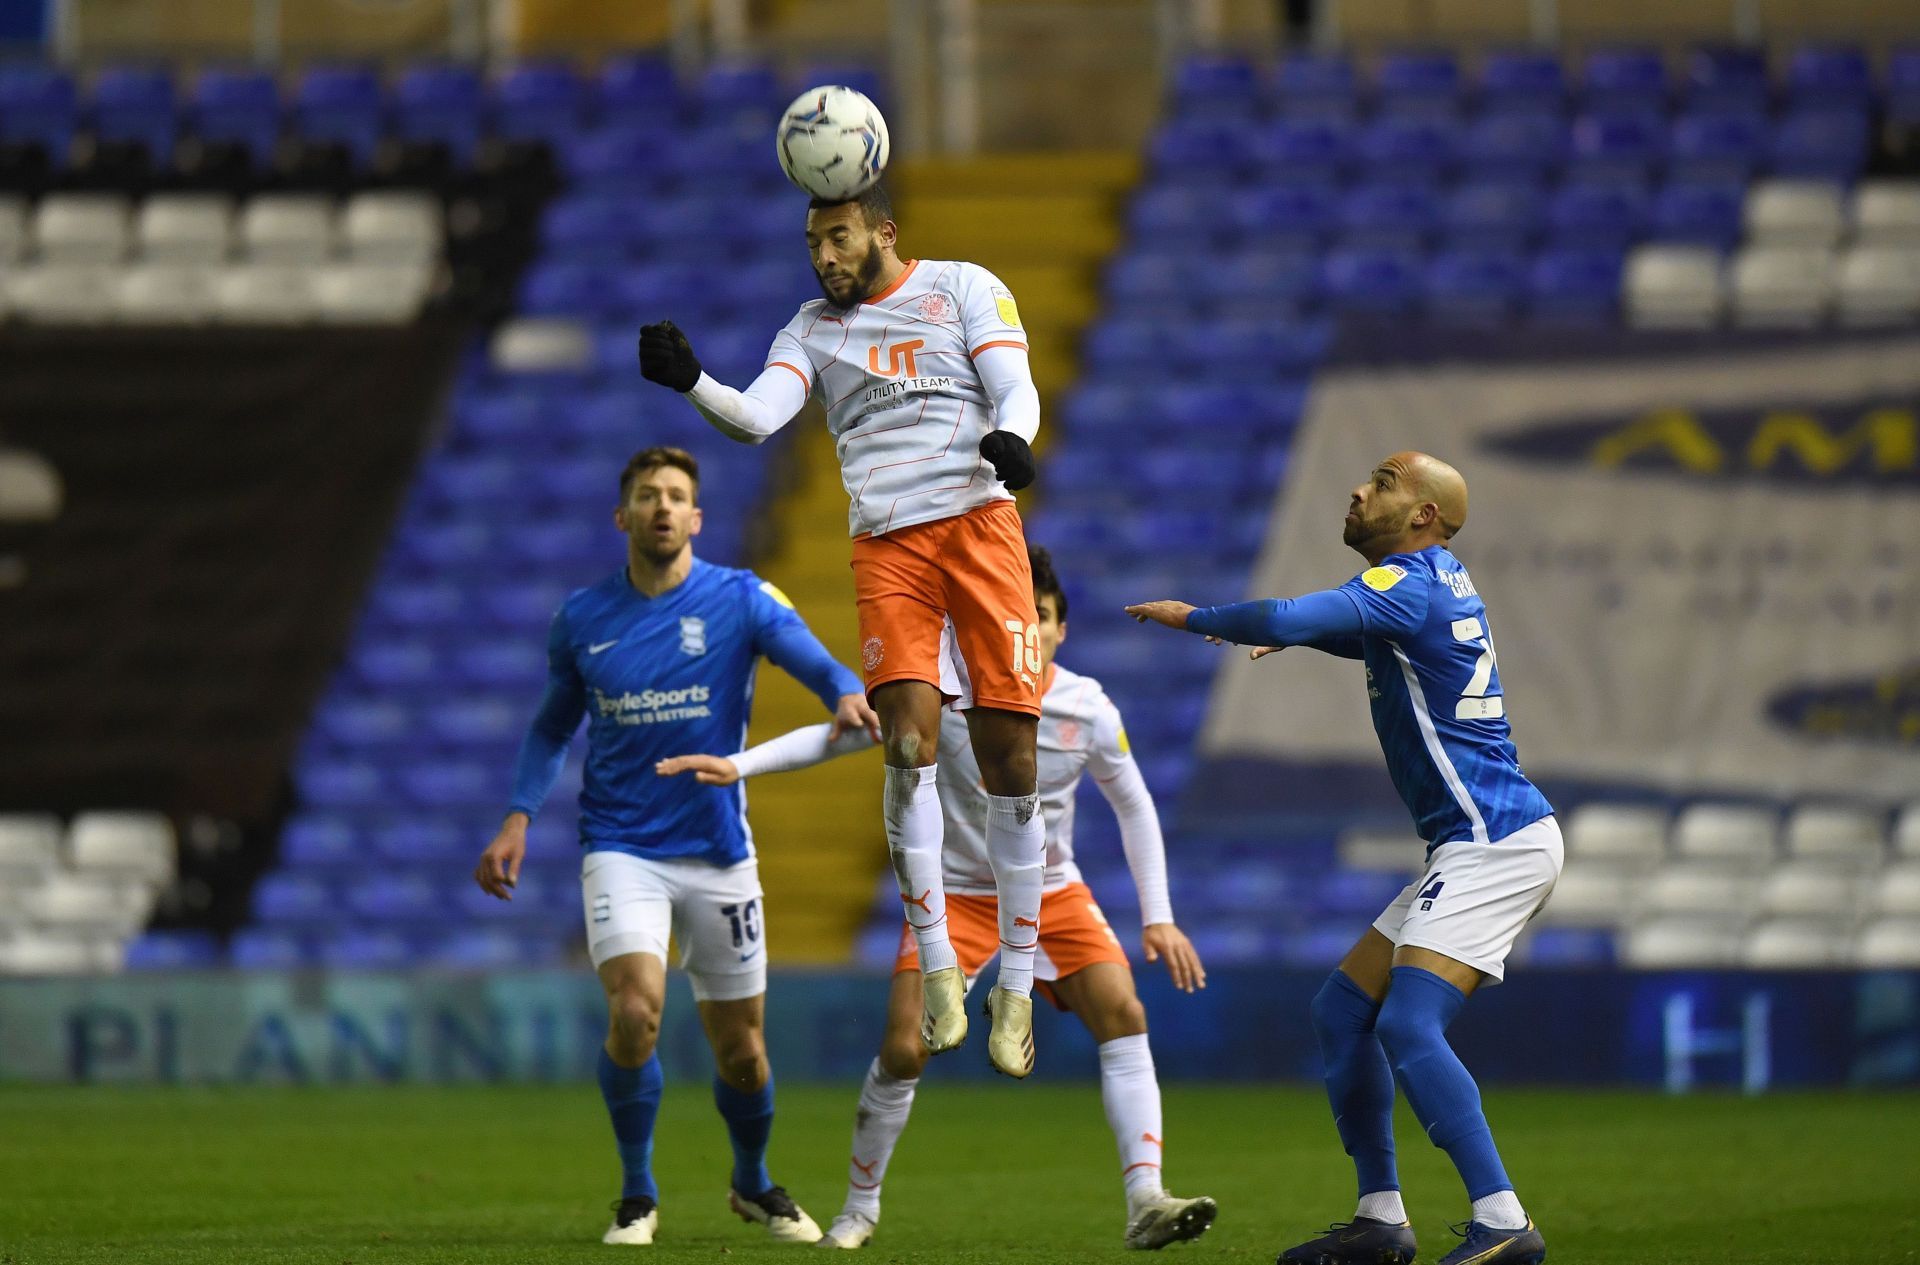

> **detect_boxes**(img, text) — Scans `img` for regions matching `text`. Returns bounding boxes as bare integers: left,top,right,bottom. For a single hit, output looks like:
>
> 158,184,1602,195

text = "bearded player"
1127,452,1556,1265
637,182,1048,1078
659,545,1218,1251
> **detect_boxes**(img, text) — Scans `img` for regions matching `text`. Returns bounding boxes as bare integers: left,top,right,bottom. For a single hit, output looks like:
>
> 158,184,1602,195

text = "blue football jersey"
1337,546,1554,849
507,559,863,866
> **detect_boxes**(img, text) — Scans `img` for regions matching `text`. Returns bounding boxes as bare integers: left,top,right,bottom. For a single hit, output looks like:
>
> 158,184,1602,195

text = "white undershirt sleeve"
1086,699,1173,927
728,722,878,780
684,366,809,445
973,344,1041,444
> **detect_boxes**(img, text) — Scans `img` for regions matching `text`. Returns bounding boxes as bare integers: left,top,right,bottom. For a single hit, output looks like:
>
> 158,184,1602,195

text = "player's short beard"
1343,507,1391,549
818,238,886,307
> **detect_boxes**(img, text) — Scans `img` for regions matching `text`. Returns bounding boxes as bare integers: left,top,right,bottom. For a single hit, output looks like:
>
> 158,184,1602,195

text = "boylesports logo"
593,684,712,725
863,636,885,673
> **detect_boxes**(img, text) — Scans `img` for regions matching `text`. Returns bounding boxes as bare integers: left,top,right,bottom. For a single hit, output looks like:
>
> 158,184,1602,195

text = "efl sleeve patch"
991,287,1022,330
758,580,796,609
1115,724,1131,756
1361,565,1408,592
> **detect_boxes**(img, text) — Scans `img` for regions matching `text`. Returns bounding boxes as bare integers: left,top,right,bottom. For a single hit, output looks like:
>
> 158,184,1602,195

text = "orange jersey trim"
969,339,1028,358
768,360,811,389
863,259,921,306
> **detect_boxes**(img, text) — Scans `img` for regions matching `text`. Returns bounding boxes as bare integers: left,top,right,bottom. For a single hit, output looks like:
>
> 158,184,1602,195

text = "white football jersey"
937,663,1133,894
764,258,1029,537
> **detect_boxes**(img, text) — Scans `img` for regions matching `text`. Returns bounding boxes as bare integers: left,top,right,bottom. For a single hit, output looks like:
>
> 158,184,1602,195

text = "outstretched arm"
656,721,879,786
638,320,810,445
1127,587,1365,647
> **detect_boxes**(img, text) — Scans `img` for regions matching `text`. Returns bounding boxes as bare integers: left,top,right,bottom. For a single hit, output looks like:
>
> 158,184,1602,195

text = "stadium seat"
1743,919,1851,968
1374,50,1459,108
1855,918,1920,967
1357,115,1456,179
1852,181,1920,246
1624,245,1724,329
0,63,77,156
1581,48,1667,108
1895,805,1920,858
1641,863,1753,919
1321,247,1422,316
1442,180,1544,250
1786,45,1871,108
20,872,151,935
1459,114,1565,179
1782,804,1885,867
1253,117,1355,179
1729,246,1833,329
694,60,781,118
1876,864,1920,917
0,934,112,975
117,265,218,324
1537,864,1634,926
1650,182,1746,251
0,194,26,263
1836,246,1920,326
215,264,319,324
317,928,416,969
134,193,233,264
124,929,222,970
1668,110,1767,182
341,190,441,267
33,193,131,264
1621,918,1744,968
1548,179,1648,249
315,263,432,325
1272,52,1356,108
67,811,175,887
368,818,471,865
281,815,360,868
493,60,589,143
489,318,594,375
293,64,384,164
1526,247,1622,325
1516,926,1615,968
190,65,281,161
1424,249,1523,325
599,53,677,121
1671,803,1778,860
1756,862,1860,919
239,193,337,266
230,927,308,968
1683,46,1769,111
1770,109,1869,182
1227,184,1338,247
1744,180,1846,248
7,265,118,323
91,65,178,159
393,63,483,160
1568,107,1666,180
1171,54,1262,115
1477,50,1566,110
1565,803,1669,866
1339,181,1440,246
0,814,63,882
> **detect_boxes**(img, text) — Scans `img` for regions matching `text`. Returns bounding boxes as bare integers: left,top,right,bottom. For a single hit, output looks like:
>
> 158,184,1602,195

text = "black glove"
979,431,1036,492
637,320,702,392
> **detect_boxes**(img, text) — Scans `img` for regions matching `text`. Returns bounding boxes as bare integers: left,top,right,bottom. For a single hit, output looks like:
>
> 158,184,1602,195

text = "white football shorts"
580,850,767,1002
1371,815,1564,984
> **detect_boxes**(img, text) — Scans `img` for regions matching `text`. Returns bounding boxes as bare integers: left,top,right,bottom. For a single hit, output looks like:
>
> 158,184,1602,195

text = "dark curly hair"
1029,543,1067,622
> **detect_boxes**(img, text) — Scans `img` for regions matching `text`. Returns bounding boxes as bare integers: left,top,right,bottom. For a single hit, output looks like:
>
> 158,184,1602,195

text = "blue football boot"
1278,1215,1417,1265
1434,1219,1545,1265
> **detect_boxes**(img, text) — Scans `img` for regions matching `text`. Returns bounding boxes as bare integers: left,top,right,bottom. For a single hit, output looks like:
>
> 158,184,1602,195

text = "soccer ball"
775,85,890,201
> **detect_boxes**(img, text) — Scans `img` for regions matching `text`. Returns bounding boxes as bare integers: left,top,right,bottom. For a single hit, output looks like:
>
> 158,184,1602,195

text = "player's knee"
1310,973,1360,1038
882,725,936,768
1101,995,1148,1040
879,1033,928,1080
1371,992,1438,1066
606,989,661,1059
977,746,1037,797
714,1032,768,1091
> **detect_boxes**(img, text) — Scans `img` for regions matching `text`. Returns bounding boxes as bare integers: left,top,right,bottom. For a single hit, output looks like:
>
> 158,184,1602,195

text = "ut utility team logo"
867,339,924,378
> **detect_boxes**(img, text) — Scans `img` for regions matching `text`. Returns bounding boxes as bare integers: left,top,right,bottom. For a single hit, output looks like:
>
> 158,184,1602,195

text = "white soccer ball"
775,85,890,201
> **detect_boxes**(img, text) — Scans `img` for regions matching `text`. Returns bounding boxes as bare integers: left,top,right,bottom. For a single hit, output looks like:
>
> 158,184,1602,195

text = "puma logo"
1142,1132,1163,1149
901,890,932,914
851,1156,878,1180
1013,916,1038,929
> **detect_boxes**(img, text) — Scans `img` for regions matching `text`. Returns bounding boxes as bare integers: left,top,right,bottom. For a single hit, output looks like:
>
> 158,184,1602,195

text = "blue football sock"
713,1074,775,1198
598,1048,663,1201
1311,969,1400,1199
1375,966,1513,1202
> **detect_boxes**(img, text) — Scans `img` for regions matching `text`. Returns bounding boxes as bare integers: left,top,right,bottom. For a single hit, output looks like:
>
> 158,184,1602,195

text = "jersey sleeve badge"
758,580,796,609
1116,724,1131,755
1361,565,1408,592
991,287,1022,329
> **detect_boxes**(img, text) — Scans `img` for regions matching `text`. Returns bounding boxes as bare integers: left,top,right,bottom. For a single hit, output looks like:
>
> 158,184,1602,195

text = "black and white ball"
775,85,890,201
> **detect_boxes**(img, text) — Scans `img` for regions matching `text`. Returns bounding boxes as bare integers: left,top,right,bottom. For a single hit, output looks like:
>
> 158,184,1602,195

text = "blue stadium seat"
368,818,471,865
1547,179,1649,248
695,60,781,119
599,53,677,121
1669,109,1767,181
1213,249,1321,305
1321,247,1422,316
1460,113,1564,178
1374,50,1460,107
1314,870,1409,916
1338,182,1440,247
1272,51,1356,108
0,63,77,154
1357,114,1456,178
1527,247,1622,325
802,65,886,111
456,393,546,445
394,63,483,160
351,639,441,690
190,66,279,160
1770,110,1869,181
1106,253,1186,306
455,870,567,920
252,873,336,925
1786,44,1870,108
1176,318,1331,376
298,758,386,810
1172,54,1263,116
313,698,412,748
317,929,416,969
1477,50,1566,110
125,930,223,970
1253,116,1354,178
474,581,565,628
231,927,309,969
453,639,548,690
1581,47,1667,107
1522,926,1615,967
1226,183,1337,246
369,579,469,632
1889,46,1920,124
90,65,177,159
427,927,567,969
1149,117,1254,175
540,195,634,265
420,456,522,510
402,520,493,568
1568,107,1666,180
1425,249,1524,326
1282,928,1369,967
1082,320,1161,380
494,60,589,142
1683,46,1770,111
1651,181,1746,250
344,872,443,923
1128,186,1209,240
424,698,524,750
282,815,360,868
294,64,384,164
1442,180,1545,250
519,260,612,316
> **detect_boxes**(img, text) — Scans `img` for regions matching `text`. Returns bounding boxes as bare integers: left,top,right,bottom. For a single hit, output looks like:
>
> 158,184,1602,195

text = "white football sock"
1356,1190,1408,1223
985,791,1044,997
842,1057,917,1218
884,764,955,975
1472,1189,1527,1230
1099,1034,1166,1207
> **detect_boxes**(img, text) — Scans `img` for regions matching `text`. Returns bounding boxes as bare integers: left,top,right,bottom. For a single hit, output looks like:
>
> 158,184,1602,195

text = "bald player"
1127,453,1557,1265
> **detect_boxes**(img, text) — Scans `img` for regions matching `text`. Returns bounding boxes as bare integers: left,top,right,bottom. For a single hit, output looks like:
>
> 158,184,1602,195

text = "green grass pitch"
2,1083,1914,1264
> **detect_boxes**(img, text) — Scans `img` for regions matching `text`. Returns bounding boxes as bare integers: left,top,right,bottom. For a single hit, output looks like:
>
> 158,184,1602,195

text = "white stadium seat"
1875,864,1920,918
1565,803,1668,866
1755,862,1860,919
16,873,152,936
341,190,442,267
0,814,62,881
1855,919,1920,968
1671,803,1777,861
1537,864,1635,926
1641,863,1752,920
215,264,319,324
1851,180,1920,246
490,317,593,373
7,265,118,323
1622,918,1744,968
117,265,219,324
67,811,175,887
0,933,118,976
1742,919,1851,968
1744,179,1846,248
314,263,433,325
1895,804,1920,858
32,193,132,264
0,193,27,264
238,194,337,265
0,450,62,522
1729,246,1833,328
135,194,233,265
1624,246,1723,329
1337,828,1424,875
1782,804,1885,867
1834,246,1920,326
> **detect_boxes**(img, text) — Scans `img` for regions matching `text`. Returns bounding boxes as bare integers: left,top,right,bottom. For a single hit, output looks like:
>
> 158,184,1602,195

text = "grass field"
2,1083,1915,1264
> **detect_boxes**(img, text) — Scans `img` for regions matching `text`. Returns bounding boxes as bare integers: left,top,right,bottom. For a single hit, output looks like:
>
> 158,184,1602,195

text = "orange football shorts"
891,882,1129,1010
